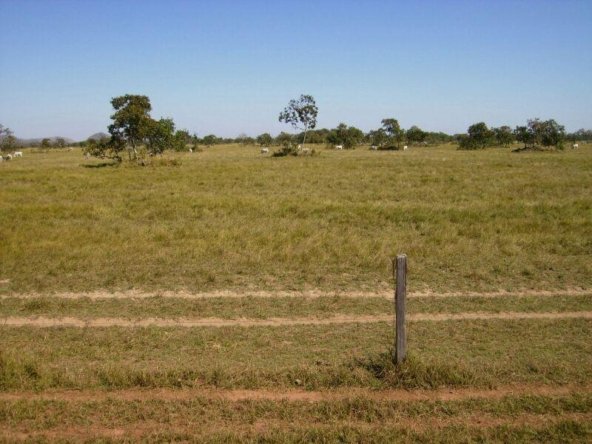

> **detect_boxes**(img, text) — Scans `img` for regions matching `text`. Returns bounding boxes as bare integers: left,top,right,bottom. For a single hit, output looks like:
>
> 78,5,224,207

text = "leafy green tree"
55,137,66,148
425,132,453,145
257,133,273,147
514,119,565,150
41,138,52,149
85,95,182,161
0,125,18,152
458,122,494,149
406,125,427,145
381,118,404,149
145,118,177,155
493,126,514,147
514,126,533,149
278,94,318,149
202,134,218,146
367,129,387,148
108,94,153,160
533,118,565,149
571,128,592,142
327,123,364,149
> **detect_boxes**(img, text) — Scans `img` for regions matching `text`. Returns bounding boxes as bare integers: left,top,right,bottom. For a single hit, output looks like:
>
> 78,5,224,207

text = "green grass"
1,395,590,442
0,294,590,319
1,319,590,390
1,143,591,294
1,144,591,441
1,395,590,440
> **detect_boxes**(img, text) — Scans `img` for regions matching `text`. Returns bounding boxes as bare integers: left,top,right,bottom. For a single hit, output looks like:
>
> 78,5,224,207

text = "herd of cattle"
1,144,583,161
0,151,23,162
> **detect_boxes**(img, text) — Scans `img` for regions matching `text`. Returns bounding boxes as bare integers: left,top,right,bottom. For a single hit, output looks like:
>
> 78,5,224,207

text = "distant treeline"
1,123,591,152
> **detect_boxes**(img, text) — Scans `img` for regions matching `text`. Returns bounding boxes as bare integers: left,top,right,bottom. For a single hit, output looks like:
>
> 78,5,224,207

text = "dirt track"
2,311,591,328
1,383,588,403
1,288,591,300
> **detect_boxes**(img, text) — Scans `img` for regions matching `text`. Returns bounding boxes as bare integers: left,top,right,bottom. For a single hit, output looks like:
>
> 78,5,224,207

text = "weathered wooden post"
393,254,407,364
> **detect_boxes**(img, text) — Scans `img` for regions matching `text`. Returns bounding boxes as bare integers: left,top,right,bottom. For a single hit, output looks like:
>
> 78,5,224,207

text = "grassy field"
1,143,591,441
1,143,591,294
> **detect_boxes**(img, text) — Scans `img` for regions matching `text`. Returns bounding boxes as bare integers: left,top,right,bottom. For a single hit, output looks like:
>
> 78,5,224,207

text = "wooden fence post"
394,254,407,364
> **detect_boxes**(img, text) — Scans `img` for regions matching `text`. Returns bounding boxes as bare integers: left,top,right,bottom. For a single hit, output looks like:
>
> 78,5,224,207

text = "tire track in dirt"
1,311,591,328
1,288,591,300
0,383,588,403
3,413,591,441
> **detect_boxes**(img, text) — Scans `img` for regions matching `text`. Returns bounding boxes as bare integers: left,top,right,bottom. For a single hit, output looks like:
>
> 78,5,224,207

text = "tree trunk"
302,125,308,150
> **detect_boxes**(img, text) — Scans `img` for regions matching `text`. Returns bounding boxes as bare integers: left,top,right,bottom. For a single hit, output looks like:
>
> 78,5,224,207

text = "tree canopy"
278,94,318,148
381,118,404,149
86,94,188,162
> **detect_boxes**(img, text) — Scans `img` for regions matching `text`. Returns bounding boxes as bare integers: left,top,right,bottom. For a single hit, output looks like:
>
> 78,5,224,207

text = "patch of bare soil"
1,311,591,328
0,383,588,403
2,288,590,300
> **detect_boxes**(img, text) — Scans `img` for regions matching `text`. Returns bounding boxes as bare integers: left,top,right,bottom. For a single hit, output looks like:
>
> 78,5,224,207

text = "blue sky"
1,0,591,140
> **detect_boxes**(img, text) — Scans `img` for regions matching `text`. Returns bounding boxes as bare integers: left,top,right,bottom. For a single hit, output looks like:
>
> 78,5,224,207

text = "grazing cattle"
13,151,23,157
84,153,91,159
335,145,343,150
261,147,269,154
572,143,579,149
189,148,193,153
297,144,302,149
370,145,378,150
4,154,12,161
403,145,408,150
301,147,311,153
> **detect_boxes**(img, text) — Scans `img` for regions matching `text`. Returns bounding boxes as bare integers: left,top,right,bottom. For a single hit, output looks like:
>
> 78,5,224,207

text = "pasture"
1,144,591,441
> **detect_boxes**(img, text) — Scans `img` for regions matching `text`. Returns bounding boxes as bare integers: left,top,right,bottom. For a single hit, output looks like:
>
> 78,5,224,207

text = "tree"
108,94,153,160
41,138,52,149
493,126,514,147
202,134,218,146
145,118,178,155
381,118,404,149
536,119,565,149
327,123,364,149
55,137,67,148
85,95,182,161
275,132,293,147
406,125,427,145
0,125,18,152
367,129,387,148
278,94,318,149
256,133,273,147
514,119,565,150
458,122,494,149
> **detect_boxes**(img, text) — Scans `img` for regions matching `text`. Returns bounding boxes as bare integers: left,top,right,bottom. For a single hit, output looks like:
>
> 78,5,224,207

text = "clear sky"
1,0,591,140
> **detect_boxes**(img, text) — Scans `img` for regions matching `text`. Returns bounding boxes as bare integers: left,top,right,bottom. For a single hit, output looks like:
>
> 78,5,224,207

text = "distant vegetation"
457,119,567,151
2,94,591,156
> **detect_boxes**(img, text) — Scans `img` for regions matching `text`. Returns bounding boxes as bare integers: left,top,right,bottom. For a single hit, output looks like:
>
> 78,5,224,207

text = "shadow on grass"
82,162,120,169
354,352,478,389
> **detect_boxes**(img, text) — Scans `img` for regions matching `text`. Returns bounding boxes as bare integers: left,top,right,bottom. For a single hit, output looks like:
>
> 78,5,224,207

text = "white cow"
4,154,12,161
189,148,193,153
403,145,408,150
370,145,378,150
335,145,343,150
572,143,579,149
261,147,269,154
13,151,23,157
